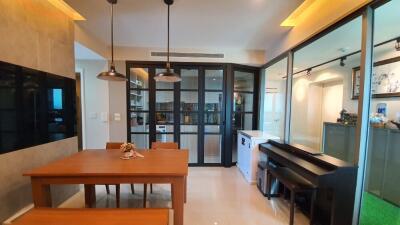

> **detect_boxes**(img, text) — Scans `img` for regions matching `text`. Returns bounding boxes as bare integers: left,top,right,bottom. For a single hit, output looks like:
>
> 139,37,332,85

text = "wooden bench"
267,164,316,225
11,209,169,225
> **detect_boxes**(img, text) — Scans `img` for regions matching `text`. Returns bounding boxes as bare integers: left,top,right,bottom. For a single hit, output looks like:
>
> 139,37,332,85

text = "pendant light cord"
167,4,170,68
111,2,114,67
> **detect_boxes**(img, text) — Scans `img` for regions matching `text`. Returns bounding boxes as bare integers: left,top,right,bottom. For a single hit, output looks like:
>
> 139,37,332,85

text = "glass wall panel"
263,57,287,139
181,92,198,110
205,69,223,90
156,133,174,142
181,113,198,124
130,90,149,111
131,134,149,149
156,68,174,89
291,16,362,162
360,1,400,224
156,91,174,111
204,125,220,133
233,92,253,112
180,125,197,132
204,134,221,163
205,92,223,112
180,134,198,163
130,112,149,132
234,71,254,92
130,68,149,89
181,69,198,89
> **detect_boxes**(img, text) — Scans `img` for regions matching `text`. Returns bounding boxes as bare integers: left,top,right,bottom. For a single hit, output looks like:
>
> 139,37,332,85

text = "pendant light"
154,0,181,83
97,0,126,81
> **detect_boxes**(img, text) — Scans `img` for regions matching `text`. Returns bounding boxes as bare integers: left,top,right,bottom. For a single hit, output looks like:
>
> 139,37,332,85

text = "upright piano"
259,140,358,225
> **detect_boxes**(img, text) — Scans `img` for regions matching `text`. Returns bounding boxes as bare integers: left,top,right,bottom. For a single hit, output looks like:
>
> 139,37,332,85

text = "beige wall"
265,0,371,62
109,60,128,143
0,0,78,221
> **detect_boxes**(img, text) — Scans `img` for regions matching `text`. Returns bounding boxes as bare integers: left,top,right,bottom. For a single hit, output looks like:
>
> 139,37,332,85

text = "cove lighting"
47,0,85,21
280,0,317,27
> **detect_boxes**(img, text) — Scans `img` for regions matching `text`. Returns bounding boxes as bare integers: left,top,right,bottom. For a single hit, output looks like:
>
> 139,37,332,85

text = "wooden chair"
105,142,135,208
143,142,179,207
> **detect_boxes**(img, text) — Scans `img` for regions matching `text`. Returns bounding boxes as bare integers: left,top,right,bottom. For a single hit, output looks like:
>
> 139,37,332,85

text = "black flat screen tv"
0,61,76,154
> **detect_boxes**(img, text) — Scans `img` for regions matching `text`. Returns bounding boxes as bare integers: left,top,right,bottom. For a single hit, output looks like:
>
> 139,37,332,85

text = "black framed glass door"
231,66,259,163
203,68,225,164
127,62,258,167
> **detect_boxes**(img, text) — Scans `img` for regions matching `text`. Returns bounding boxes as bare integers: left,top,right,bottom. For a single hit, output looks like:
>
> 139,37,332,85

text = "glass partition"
129,67,150,149
263,57,287,140
290,17,362,163
360,1,400,224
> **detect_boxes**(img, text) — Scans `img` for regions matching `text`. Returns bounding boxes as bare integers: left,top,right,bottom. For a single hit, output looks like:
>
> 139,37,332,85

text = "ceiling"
265,0,400,77
65,0,303,50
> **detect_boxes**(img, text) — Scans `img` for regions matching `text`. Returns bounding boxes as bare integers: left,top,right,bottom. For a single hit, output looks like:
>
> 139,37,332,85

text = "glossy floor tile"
60,167,309,225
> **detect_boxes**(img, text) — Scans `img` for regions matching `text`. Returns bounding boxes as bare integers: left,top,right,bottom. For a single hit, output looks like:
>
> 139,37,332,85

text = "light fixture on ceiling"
396,38,400,51
340,56,347,67
97,0,126,81
154,0,181,83
306,68,312,76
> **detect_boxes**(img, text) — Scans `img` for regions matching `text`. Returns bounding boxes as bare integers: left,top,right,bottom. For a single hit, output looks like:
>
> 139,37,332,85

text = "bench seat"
11,208,169,225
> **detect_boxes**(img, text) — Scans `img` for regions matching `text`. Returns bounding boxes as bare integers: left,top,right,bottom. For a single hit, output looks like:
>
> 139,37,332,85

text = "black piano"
259,139,358,225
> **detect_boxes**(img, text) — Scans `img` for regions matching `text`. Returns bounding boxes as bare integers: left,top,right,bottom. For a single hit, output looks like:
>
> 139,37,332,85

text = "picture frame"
352,56,400,99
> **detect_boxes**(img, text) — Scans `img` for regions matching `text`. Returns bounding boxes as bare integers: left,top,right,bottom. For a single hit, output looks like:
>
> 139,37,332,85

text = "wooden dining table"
24,149,188,225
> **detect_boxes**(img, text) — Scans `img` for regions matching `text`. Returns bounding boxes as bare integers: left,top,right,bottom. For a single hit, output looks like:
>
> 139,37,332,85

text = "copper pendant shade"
97,0,126,81
154,0,181,83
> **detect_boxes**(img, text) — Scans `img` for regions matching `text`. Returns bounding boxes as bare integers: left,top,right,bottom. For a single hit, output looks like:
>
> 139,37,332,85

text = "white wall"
76,60,110,149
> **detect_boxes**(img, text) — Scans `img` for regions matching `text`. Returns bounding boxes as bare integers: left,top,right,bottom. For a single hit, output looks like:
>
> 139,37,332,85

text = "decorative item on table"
370,113,387,128
119,143,144,160
337,109,358,125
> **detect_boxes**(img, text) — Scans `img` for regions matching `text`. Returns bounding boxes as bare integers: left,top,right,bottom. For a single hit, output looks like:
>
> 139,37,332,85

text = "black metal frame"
126,61,259,167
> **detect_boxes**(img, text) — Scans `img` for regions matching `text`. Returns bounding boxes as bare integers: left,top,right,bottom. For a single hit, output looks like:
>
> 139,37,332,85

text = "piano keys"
259,139,357,225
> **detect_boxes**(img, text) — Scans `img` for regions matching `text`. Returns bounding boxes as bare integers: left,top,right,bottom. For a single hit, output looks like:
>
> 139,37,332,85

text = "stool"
267,165,316,225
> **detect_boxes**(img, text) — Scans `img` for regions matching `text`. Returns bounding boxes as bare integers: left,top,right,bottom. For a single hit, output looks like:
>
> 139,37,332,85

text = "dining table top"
24,149,189,177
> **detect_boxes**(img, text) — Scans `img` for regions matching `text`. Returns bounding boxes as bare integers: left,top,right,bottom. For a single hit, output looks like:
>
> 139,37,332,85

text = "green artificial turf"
360,192,400,225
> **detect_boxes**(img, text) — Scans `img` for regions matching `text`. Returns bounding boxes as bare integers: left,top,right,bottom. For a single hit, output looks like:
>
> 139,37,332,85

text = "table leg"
31,178,51,207
84,184,96,208
184,176,187,203
172,177,185,225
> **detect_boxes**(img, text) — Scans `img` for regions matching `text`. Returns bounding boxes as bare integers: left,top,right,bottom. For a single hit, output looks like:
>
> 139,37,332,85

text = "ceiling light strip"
47,0,85,20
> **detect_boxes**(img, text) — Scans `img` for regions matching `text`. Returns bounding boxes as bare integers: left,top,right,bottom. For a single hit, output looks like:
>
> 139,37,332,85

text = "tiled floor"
60,167,309,225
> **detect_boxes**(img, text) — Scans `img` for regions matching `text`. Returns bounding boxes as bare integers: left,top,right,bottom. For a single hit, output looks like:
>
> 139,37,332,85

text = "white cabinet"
237,130,279,184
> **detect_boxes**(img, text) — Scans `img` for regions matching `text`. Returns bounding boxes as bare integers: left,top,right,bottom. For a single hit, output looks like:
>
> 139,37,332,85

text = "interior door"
203,67,225,165
231,67,258,164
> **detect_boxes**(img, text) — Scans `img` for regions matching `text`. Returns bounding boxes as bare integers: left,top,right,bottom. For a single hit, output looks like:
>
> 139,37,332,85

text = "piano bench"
266,165,316,225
